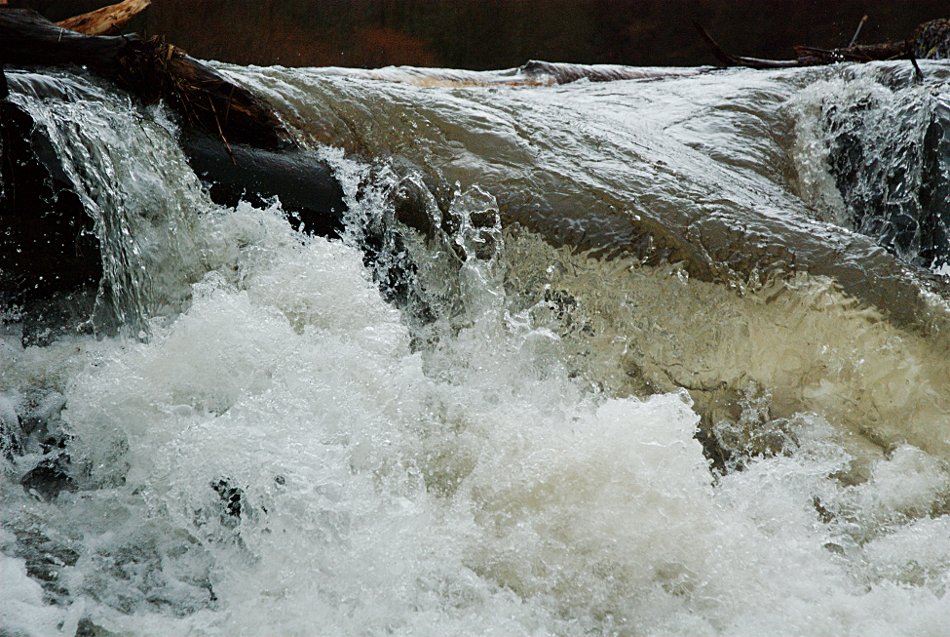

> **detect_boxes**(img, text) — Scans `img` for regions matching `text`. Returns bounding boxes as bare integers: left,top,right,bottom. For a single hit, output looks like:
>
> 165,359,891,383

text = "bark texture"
56,0,149,36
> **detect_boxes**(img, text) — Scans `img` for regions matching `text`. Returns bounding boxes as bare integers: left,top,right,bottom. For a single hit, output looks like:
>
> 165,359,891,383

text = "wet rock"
76,617,121,637
13,525,81,603
12,395,78,501
17,286,100,346
20,454,76,501
1,73,106,343
211,477,245,525
180,131,346,239
0,395,23,460
0,96,102,302
19,429,76,501
919,96,950,267
823,88,950,268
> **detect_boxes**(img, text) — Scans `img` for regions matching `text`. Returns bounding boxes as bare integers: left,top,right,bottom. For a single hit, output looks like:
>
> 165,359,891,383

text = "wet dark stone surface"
825,89,950,268
20,453,76,501
181,131,347,239
0,96,102,301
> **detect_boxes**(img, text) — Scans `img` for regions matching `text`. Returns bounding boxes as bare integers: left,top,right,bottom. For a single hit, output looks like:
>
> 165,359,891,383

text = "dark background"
11,0,949,68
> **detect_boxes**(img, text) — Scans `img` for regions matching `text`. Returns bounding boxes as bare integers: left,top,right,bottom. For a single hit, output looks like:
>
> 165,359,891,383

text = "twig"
692,20,740,66
693,21,800,69
849,15,868,47
208,96,236,165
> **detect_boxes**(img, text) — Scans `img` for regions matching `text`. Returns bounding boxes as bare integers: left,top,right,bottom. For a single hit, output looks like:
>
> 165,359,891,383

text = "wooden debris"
57,0,151,36
848,15,869,48
693,22,798,69
0,8,292,149
696,18,950,69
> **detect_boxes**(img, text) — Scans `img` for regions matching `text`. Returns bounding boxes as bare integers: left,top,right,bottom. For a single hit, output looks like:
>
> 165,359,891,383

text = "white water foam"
2,191,948,635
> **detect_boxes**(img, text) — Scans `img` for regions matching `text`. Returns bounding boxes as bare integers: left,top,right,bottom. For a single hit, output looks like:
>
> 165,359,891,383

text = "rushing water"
2,60,949,636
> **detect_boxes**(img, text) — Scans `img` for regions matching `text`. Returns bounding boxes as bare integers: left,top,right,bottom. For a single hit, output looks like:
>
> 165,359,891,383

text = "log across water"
56,0,152,36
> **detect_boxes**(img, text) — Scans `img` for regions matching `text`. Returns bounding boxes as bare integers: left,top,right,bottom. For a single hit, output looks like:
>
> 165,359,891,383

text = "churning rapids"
2,59,950,636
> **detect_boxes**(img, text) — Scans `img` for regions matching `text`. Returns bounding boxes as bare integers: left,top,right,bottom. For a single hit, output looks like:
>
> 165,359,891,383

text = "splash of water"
1,64,949,637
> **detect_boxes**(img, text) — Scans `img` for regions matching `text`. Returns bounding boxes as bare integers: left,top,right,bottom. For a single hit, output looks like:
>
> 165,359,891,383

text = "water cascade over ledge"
1,59,949,636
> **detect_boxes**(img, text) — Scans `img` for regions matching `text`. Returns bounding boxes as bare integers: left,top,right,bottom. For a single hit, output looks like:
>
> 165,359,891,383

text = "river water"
2,61,949,636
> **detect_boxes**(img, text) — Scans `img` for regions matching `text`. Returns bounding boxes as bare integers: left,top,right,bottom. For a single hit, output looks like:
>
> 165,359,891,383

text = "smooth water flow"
1,62,949,636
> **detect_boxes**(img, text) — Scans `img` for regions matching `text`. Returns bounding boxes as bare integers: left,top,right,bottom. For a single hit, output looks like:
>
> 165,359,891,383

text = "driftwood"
697,18,950,70
57,0,150,36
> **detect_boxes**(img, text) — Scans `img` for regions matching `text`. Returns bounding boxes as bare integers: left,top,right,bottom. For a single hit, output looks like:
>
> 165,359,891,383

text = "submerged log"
56,0,151,36
0,5,347,218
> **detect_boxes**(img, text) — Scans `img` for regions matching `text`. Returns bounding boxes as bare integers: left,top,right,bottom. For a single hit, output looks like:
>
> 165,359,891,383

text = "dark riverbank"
11,0,950,68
